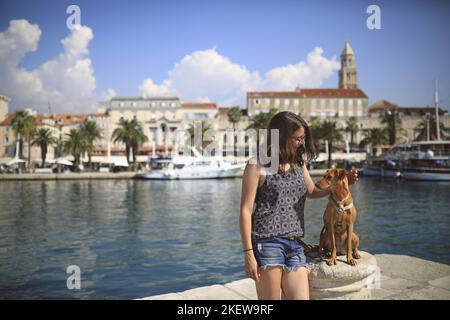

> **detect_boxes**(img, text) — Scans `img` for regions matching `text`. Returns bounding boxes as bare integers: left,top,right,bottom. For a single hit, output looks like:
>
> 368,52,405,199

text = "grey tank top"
252,163,307,240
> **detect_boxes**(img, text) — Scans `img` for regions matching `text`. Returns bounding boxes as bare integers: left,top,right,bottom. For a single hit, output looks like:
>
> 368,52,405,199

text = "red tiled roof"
0,113,90,126
247,92,303,98
248,88,368,99
181,103,217,109
297,88,368,98
368,100,399,111
0,115,14,126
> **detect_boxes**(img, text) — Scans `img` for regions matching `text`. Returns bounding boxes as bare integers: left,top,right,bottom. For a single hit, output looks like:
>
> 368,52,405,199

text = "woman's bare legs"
281,267,310,300
255,266,283,300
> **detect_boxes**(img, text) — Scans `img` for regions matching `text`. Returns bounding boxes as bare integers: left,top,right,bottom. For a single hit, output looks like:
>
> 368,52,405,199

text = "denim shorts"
252,236,307,271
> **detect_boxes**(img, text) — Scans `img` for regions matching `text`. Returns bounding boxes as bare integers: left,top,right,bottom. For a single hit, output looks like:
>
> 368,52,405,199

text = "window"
275,99,280,106
294,99,299,106
161,102,166,107
151,102,156,107
284,99,290,107
265,98,270,106
311,99,316,108
171,102,176,108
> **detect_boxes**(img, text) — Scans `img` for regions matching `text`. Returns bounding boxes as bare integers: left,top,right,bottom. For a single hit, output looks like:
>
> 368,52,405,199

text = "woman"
239,111,357,300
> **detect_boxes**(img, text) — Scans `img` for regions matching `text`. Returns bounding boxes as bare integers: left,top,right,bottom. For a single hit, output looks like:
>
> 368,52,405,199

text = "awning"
5,158,26,166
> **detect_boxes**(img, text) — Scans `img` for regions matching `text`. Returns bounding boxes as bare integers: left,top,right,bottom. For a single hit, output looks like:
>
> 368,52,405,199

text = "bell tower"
339,41,358,89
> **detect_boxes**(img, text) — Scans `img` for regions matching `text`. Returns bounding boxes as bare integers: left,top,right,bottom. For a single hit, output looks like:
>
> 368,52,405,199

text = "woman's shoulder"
245,157,268,176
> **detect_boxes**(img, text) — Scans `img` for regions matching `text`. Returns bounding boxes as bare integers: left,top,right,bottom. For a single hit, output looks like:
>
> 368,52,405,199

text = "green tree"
228,107,242,157
246,108,278,151
112,118,148,168
360,128,388,156
187,120,214,153
80,120,103,170
63,128,87,171
32,128,57,168
11,110,32,159
308,116,323,152
380,110,401,145
414,113,448,141
319,120,343,168
345,116,359,148
23,115,37,171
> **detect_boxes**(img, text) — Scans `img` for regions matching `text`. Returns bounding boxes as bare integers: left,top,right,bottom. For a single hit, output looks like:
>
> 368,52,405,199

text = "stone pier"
139,252,450,300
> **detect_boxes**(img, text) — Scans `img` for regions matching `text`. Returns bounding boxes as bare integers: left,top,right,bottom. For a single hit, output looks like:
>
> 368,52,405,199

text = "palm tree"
11,110,32,158
228,107,242,157
345,116,359,149
319,120,343,168
308,116,323,152
112,118,134,164
63,128,87,171
360,128,388,156
414,114,448,141
112,118,148,167
23,115,36,171
130,121,148,167
33,128,57,168
246,108,277,152
227,107,242,131
380,110,401,145
80,120,102,170
187,120,214,153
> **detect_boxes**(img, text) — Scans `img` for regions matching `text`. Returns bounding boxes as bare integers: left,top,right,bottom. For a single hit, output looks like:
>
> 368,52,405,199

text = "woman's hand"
347,169,359,185
244,251,260,281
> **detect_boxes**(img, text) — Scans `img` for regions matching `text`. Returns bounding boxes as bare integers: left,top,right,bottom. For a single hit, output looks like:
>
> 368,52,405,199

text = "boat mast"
435,79,441,141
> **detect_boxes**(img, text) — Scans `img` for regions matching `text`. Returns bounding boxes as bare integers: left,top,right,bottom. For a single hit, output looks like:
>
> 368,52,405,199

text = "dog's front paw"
353,251,361,259
327,257,337,266
347,257,357,266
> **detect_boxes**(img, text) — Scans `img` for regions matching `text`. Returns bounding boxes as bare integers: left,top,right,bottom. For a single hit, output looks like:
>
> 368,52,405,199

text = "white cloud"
100,88,117,101
138,47,339,106
264,47,340,90
0,20,97,113
139,48,262,106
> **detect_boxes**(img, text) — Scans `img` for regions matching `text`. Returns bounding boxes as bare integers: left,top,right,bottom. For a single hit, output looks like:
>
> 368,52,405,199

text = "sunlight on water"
0,178,449,299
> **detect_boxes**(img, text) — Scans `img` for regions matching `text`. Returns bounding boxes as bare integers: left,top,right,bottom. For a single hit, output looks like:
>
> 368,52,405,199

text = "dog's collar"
330,192,353,213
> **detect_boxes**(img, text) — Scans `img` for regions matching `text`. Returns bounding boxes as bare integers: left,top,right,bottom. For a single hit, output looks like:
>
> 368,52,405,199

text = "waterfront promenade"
139,253,450,300
0,170,329,181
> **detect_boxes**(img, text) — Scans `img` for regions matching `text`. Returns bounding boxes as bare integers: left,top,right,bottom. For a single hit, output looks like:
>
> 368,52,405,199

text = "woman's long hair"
265,111,317,174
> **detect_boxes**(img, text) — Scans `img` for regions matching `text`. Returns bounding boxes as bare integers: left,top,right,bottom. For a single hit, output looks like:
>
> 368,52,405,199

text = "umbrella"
54,158,73,166
6,158,26,166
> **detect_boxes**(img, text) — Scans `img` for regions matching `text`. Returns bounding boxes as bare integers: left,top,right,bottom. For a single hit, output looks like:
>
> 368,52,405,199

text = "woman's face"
289,127,306,151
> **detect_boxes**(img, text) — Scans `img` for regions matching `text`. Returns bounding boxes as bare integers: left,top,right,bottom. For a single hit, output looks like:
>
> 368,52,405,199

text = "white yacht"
139,149,246,180
397,141,450,181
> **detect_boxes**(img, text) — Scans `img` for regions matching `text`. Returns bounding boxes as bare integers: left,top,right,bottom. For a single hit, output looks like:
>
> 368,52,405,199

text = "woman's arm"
303,164,330,199
240,161,261,281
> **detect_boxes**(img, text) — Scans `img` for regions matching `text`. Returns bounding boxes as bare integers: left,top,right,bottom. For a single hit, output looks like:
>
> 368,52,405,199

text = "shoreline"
0,169,331,181
138,253,450,300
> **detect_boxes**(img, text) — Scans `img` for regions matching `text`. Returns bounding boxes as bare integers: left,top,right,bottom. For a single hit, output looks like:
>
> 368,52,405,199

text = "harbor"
0,177,449,299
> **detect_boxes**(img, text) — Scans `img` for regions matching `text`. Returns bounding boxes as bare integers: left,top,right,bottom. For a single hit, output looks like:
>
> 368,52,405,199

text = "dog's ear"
338,169,347,180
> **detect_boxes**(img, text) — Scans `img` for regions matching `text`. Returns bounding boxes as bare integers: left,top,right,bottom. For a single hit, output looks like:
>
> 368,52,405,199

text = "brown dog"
316,169,360,266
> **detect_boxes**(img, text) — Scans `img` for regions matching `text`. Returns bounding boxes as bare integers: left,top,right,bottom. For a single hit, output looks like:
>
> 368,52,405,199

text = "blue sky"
1,0,449,113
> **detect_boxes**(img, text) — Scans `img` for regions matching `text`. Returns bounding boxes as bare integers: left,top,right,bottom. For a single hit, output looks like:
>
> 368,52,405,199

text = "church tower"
339,41,358,89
